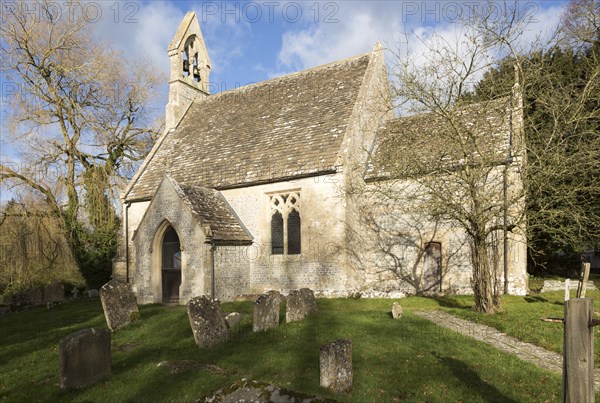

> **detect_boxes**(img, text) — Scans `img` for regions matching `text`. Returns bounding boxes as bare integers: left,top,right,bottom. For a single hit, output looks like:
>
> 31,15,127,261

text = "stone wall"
357,173,528,296
218,175,349,299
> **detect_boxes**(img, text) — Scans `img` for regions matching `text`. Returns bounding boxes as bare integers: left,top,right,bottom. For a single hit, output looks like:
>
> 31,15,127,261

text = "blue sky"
91,0,567,97
0,0,568,202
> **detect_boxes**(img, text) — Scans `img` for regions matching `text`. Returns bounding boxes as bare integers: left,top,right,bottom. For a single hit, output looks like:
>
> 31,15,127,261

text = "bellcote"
166,12,211,130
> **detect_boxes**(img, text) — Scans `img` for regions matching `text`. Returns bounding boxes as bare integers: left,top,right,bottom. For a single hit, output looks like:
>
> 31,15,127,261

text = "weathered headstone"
391,302,403,320
286,288,318,323
225,312,241,328
30,287,44,306
43,283,64,304
320,339,352,393
253,290,281,332
88,289,99,298
99,280,139,331
59,328,111,389
187,296,228,348
71,288,79,298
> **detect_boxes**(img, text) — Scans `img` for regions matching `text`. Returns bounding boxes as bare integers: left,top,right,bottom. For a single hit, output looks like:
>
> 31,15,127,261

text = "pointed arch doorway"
161,226,182,303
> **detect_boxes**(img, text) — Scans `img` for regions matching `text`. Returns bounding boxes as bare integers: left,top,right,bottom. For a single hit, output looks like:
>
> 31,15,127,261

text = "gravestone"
43,283,64,304
253,290,281,332
286,288,318,323
391,302,403,320
99,280,139,331
30,287,44,306
225,312,241,328
59,328,111,389
320,339,352,393
71,288,79,298
187,296,228,348
88,289,99,298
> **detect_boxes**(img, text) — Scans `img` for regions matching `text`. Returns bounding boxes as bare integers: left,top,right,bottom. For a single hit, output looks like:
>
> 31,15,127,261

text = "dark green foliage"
68,219,119,289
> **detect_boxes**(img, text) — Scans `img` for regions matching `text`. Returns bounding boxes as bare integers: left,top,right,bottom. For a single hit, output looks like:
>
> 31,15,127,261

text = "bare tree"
0,0,163,286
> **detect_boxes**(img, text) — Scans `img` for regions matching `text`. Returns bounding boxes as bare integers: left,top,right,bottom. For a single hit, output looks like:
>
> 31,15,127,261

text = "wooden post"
581,263,591,298
563,298,594,402
565,279,570,301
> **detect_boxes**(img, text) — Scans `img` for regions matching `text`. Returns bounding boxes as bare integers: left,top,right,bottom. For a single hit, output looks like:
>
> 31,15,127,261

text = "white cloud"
276,2,403,73
91,1,185,74
276,1,567,76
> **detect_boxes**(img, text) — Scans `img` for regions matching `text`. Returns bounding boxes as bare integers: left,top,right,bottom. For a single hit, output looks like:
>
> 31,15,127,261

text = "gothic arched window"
269,192,301,255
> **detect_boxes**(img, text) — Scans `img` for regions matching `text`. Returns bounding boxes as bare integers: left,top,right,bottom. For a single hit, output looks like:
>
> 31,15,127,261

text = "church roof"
366,97,513,181
125,52,373,201
169,177,252,244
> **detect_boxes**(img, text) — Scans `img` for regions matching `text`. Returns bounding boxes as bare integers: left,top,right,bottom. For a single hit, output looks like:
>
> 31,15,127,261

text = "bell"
182,59,189,72
193,65,200,81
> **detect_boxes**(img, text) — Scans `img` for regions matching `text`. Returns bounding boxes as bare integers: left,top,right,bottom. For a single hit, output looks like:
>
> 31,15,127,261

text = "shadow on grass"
433,353,517,403
423,296,472,310
524,296,564,307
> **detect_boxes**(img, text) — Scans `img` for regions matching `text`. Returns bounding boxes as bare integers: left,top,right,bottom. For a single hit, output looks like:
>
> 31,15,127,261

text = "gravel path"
413,310,600,391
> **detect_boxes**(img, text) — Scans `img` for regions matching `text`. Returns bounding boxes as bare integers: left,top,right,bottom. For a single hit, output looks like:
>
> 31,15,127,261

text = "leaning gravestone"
187,296,228,348
59,328,111,389
320,339,353,393
286,288,318,323
391,302,403,320
43,283,64,304
253,290,281,332
100,280,139,331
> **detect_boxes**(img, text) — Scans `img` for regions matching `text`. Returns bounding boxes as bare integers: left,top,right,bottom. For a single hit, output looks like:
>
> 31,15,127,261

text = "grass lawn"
0,298,562,402
400,289,600,361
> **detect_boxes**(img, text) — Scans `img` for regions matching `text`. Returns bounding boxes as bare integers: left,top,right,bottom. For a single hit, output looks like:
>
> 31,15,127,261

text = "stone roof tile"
366,97,513,180
170,177,252,244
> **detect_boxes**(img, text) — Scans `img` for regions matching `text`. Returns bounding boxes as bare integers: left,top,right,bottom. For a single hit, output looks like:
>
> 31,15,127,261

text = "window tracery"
269,192,301,255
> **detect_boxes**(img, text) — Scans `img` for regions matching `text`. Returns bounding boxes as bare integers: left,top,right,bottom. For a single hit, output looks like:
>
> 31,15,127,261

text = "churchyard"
2,286,593,402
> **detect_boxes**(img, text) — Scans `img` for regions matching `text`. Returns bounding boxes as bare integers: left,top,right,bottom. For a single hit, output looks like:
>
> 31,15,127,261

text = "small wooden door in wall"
161,226,182,303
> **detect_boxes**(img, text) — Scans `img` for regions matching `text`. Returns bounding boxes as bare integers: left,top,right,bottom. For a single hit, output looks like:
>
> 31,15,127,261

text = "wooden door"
161,226,181,303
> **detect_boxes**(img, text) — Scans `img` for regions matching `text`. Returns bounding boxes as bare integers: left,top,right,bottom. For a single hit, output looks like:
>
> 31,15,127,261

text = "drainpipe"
210,239,216,300
504,96,515,295
503,163,509,294
125,201,131,283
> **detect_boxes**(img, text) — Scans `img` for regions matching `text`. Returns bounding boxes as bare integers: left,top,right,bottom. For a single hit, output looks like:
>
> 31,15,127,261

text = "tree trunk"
471,236,499,313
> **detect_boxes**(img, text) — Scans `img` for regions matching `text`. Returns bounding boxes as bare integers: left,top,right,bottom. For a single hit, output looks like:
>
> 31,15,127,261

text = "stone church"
113,12,528,304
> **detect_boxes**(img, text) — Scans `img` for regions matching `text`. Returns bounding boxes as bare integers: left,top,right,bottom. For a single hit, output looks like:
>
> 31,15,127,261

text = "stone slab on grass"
286,288,318,323
541,279,596,293
320,339,352,393
100,280,139,331
253,290,281,332
59,328,111,389
187,296,228,348
201,378,337,402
